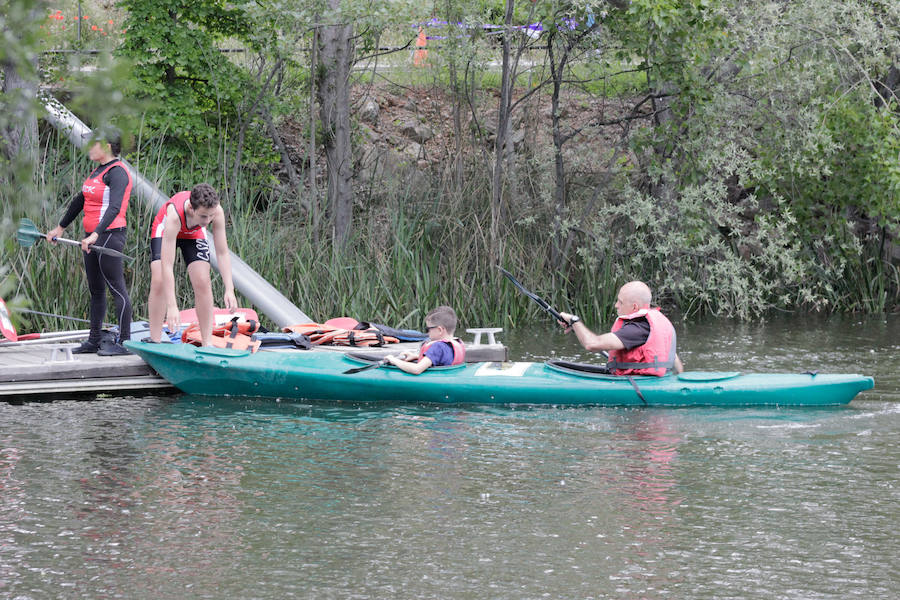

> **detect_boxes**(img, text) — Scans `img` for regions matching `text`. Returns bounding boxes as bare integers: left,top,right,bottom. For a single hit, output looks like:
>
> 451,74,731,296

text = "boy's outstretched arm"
386,354,433,375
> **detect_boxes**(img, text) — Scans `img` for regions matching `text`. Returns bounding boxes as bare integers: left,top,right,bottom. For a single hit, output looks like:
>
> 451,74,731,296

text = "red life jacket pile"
181,316,263,352
281,322,400,347
179,315,402,352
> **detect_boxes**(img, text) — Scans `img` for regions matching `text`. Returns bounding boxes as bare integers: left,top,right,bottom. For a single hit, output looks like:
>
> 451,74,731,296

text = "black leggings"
83,229,132,343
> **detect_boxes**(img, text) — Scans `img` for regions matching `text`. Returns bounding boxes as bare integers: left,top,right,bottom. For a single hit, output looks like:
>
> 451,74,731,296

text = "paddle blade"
342,359,387,375
88,245,134,261
0,297,18,342
53,236,134,261
16,218,44,248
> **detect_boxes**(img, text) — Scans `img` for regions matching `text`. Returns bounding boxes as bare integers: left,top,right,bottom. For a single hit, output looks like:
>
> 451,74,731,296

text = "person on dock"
147,183,237,346
46,127,133,356
558,281,684,376
386,305,465,374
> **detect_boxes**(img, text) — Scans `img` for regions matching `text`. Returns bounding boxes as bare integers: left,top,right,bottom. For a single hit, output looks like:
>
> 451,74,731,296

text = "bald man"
559,281,683,376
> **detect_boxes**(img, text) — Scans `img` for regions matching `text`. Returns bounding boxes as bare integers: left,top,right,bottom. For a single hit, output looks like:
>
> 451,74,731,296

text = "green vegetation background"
2,0,898,335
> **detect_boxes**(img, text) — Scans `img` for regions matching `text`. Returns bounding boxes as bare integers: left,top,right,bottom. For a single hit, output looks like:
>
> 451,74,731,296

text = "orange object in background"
413,27,428,66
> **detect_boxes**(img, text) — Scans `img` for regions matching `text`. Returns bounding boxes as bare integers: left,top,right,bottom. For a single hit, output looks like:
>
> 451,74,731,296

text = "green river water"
1,314,898,599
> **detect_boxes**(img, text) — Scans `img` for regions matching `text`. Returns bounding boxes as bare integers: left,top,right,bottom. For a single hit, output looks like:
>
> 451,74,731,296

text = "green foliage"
797,97,900,227
116,0,275,169
1,1,53,315
5,0,900,329
574,0,900,316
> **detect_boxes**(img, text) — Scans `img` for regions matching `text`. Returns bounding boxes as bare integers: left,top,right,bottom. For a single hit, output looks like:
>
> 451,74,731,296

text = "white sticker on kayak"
474,362,531,377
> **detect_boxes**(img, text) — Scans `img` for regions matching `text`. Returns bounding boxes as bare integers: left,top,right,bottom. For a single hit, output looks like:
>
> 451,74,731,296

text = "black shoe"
97,342,132,356
72,340,100,354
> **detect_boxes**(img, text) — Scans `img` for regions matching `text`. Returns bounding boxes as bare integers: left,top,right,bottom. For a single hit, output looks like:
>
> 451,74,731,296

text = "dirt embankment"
279,81,646,190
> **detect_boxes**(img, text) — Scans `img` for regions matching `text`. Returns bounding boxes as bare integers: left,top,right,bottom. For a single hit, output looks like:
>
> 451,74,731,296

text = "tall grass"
829,242,900,313
7,106,896,338
4,125,622,336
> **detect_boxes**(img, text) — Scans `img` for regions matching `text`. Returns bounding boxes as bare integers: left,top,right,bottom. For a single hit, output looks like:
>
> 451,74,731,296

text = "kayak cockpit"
544,359,665,380
545,360,743,383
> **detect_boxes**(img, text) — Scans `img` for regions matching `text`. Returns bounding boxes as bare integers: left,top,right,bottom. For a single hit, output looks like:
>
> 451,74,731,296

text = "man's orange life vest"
607,308,676,376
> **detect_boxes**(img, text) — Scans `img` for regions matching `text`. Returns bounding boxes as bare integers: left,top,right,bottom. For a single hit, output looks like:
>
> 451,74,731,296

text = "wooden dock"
0,342,174,398
0,329,508,399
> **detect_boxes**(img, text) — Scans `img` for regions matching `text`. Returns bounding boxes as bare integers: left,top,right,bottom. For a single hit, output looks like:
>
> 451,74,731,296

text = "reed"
827,242,900,313
7,126,581,334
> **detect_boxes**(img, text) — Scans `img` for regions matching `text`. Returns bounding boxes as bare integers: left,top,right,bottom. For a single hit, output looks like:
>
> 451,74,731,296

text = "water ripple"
1,314,899,599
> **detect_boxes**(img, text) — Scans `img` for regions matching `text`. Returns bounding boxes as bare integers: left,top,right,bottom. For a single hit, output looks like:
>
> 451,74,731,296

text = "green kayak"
124,341,874,407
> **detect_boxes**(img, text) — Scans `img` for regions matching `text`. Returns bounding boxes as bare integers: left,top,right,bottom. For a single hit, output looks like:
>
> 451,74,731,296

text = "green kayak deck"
124,341,874,407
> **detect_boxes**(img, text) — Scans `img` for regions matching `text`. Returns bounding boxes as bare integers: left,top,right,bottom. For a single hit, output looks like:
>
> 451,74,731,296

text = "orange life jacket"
418,338,466,365
607,308,676,376
329,329,400,347
182,316,262,352
282,323,341,344
282,323,400,347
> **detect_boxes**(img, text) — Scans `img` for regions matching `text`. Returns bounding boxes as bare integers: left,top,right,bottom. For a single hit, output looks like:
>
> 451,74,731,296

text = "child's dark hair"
425,305,458,335
190,183,220,209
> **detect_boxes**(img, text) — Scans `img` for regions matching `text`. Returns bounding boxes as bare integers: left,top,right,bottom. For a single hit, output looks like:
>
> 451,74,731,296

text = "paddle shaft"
497,266,572,326
11,307,112,328
51,236,133,260
343,358,389,375
498,266,609,359
17,219,133,260
0,332,92,346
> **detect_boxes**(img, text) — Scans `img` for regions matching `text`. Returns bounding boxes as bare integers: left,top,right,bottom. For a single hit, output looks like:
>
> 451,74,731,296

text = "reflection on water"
1,315,898,599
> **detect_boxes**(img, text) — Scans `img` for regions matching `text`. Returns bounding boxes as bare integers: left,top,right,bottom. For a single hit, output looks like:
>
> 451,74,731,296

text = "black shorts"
150,237,210,265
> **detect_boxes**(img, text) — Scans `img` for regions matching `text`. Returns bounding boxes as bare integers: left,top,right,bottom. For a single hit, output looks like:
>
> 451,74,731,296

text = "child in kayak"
147,183,237,346
385,305,465,374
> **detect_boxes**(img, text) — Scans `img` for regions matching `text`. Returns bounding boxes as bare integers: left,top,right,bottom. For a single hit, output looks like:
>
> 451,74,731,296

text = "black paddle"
10,306,113,328
498,265,609,359
342,357,390,375
17,218,134,261
497,265,574,326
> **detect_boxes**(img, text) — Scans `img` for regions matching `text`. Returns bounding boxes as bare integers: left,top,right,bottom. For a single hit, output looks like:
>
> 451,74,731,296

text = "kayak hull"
124,342,874,407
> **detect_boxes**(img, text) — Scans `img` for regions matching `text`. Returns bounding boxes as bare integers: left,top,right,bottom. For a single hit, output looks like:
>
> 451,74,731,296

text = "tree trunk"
647,67,679,205
874,63,899,108
548,33,569,271
490,0,516,267
451,61,464,195
446,0,464,196
309,26,320,243
316,4,354,248
1,55,39,170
